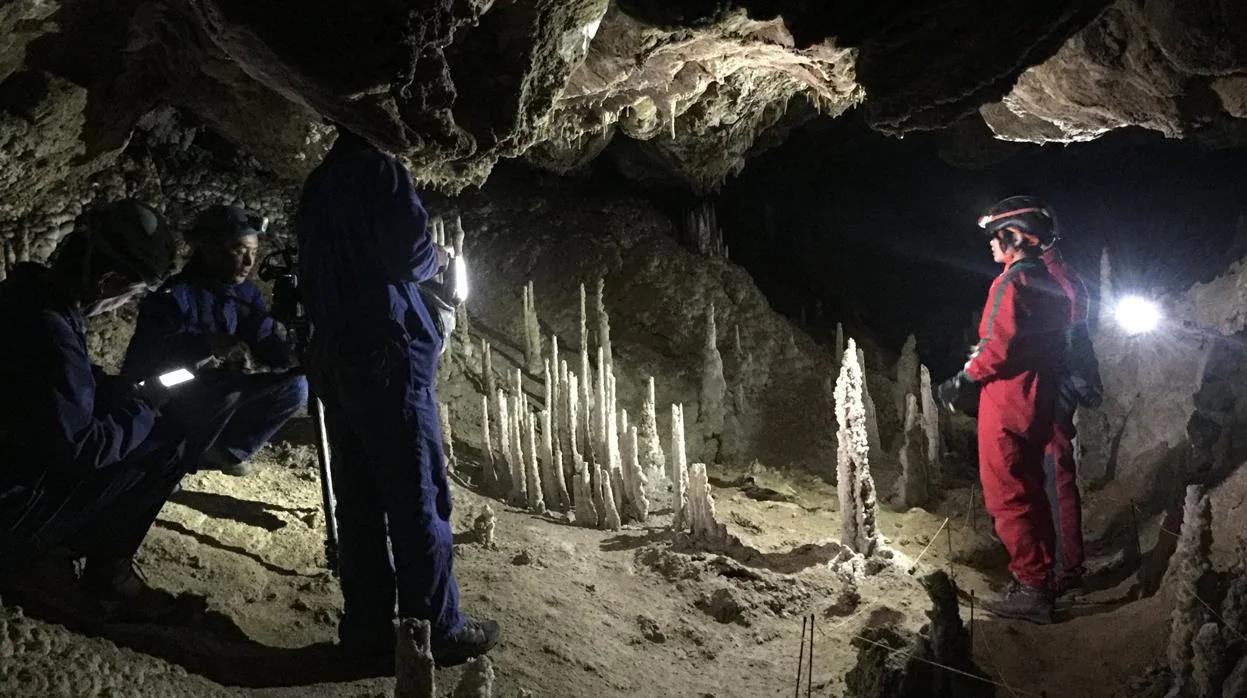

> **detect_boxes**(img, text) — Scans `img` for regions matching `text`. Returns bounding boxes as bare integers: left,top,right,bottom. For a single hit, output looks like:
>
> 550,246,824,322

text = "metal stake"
795,616,807,698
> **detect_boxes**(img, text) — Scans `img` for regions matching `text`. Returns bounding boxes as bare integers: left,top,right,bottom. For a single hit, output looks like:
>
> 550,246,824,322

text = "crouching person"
123,205,308,477
0,200,239,606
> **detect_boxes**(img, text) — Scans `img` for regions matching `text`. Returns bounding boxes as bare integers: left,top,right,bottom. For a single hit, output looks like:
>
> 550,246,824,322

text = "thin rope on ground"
1153,525,1247,642
908,517,950,572
973,617,1025,698
850,632,1041,696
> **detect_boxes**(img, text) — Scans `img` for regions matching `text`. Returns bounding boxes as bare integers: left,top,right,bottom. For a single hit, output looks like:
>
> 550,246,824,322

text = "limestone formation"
496,390,517,498
525,407,545,514
1099,247,1114,331
522,281,542,374
439,402,455,474
1167,485,1213,694
481,395,499,490
550,338,562,457
395,619,435,698
623,424,650,522
1192,622,1228,698
834,322,845,366
482,340,497,407
919,364,942,481
605,373,626,516
540,409,570,512
567,372,598,528
895,394,928,510
894,334,919,422
452,656,496,698
508,386,528,508
1222,536,1247,643
698,303,727,459
595,277,613,370
578,284,596,469
683,200,727,258
639,377,666,480
685,463,731,544
835,339,882,557
473,505,496,548
671,403,690,529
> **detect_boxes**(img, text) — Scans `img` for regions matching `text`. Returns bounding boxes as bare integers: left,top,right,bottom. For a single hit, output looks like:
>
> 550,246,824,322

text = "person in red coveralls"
938,196,1070,623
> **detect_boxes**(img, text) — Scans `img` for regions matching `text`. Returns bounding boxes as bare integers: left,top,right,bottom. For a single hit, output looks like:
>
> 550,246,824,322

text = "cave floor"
2,430,1168,697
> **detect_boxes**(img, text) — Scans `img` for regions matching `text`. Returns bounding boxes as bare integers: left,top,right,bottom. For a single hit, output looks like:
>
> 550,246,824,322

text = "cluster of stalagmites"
394,619,494,698
891,335,942,511
1159,485,1247,698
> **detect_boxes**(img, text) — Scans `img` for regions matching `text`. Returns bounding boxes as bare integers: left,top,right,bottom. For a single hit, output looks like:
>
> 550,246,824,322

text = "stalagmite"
639,376,666,479
606,373,625,516
482,340,496,406
394,619,435,698
671,404,689,529
835,339,882,557
452,657,495,698
685,463,731,544
919,364,942,481
1167,485,1213,694
595,277,613,370
835,322,845,366
1192,623,1227,698
439,402,455,474
473,504,496,548
699,303,727,457
895,394,928,509
568,372,597,527
624,424,650,522
496,390,515,494
525,408,545,514
559,359,573,488
550,338,561,459
541,408,570,511
578,284,596,470
857,345,883,466
599,468,622,530
522,281,542,374
591,348,607,521
508,388,528,507
894,334,919,422
1099,246,1114,331
481,395,499,490
1222,536,1247,642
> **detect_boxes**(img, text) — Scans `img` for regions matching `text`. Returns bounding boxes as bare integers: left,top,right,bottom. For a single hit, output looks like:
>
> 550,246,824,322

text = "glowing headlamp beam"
1114,295,1161,335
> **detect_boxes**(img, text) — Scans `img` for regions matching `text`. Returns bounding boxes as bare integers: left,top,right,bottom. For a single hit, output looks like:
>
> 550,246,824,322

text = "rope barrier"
907,517,950,574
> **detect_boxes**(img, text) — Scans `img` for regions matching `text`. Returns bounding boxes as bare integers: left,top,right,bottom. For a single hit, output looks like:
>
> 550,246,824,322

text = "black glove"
937,371,978,414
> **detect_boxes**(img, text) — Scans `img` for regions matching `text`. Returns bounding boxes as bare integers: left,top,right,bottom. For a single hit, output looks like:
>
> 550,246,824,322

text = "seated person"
0,200,238,602
123,205,308,477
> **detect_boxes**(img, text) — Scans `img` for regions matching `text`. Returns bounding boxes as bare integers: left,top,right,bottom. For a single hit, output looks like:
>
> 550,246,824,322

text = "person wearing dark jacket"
938,197,1071,624
0,200,236,602
123,205,307,476
295,129,498,666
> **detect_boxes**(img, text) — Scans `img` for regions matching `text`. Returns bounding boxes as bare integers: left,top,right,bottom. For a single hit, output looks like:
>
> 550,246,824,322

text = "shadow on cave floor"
169,489,312,531
1,560,376,687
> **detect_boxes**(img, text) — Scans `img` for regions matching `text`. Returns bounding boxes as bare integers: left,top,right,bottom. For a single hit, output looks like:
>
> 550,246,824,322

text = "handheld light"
1114,295,1161,335
452,254,469,302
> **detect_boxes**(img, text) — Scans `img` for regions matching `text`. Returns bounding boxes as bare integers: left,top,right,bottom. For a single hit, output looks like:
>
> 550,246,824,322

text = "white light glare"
1115,295,1161,335
453,254,469,302
158,368,196,387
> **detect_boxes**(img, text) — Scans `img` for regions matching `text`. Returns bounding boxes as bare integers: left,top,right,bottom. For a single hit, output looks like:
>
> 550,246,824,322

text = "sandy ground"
1,423,1174,697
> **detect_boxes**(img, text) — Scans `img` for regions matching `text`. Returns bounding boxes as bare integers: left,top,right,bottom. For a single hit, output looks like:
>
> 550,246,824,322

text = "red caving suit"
966,256,1070,589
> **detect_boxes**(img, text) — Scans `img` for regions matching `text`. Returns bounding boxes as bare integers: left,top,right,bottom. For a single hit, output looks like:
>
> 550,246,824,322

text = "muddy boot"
432,616,500,667
1053,571,1084,598
81,557,175,620
201,445,256,477
983,580,1053,624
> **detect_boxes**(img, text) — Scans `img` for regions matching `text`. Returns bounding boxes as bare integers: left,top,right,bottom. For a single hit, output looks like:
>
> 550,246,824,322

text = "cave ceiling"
2,0,1247,215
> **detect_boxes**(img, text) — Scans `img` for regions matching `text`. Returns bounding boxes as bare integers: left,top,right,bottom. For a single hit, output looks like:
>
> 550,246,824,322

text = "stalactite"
1167,484,1213,695
394,618,435,698
671,403,689,530
525,406,545,514
895,393,928,509
919,364,942,483
894,334,919,422
699,302,727,459
835,339,881,557
522,281,542,374
595,277,613,370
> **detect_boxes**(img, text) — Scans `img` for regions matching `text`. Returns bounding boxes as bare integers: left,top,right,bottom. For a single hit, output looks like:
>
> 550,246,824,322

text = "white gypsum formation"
508,372,529,507
894,334,919,422
598,465,622,531
550,337,561,467
894,393,929,509
670,403,689,530
835,339,882,557
525,404,545,514
452,656,495,698
699,302,727,457
394,618,436,698
591,346,608,522
473,504,496,548
541,407,570,511
685,462,731,544
595,277,613,370
482,340,496,407
856,345,883,466
605,372,625,516
495,389,515,495
919,364,942,482
578,283,597,473
638,376,666,487
834,322,845,367
1167,484,1213,694
481,395,497,490
439,402,455,474
566,371,597,527
623,423,650,522
522,281,542,374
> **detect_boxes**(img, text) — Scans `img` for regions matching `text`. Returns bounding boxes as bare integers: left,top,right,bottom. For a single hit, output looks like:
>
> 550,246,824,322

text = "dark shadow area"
600,527,675,552
154,520,306,577
170,490,290,532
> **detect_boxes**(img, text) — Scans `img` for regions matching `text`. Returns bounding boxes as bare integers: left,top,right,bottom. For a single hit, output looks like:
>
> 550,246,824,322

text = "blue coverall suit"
294,131,462,647
0,263,238,572
123,265,308,468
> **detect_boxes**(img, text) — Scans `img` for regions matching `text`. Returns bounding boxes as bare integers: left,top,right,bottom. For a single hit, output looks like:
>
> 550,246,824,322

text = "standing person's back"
295,128,498,665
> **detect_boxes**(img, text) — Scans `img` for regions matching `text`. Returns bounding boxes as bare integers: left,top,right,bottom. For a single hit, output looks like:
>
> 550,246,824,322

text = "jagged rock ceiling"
2,0,1247,214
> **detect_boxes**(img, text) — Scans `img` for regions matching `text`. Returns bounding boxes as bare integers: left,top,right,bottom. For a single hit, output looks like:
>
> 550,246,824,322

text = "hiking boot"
1053,573,1084,598
202,446,256,477
81,556,149,600
432,616,500,667
983,580,1053,624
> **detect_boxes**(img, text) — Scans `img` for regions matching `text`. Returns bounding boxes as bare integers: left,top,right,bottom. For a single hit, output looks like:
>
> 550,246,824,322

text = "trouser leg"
319,382,397,647
1046,419,1084,576
213,372,309,465
979,415,1056,589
